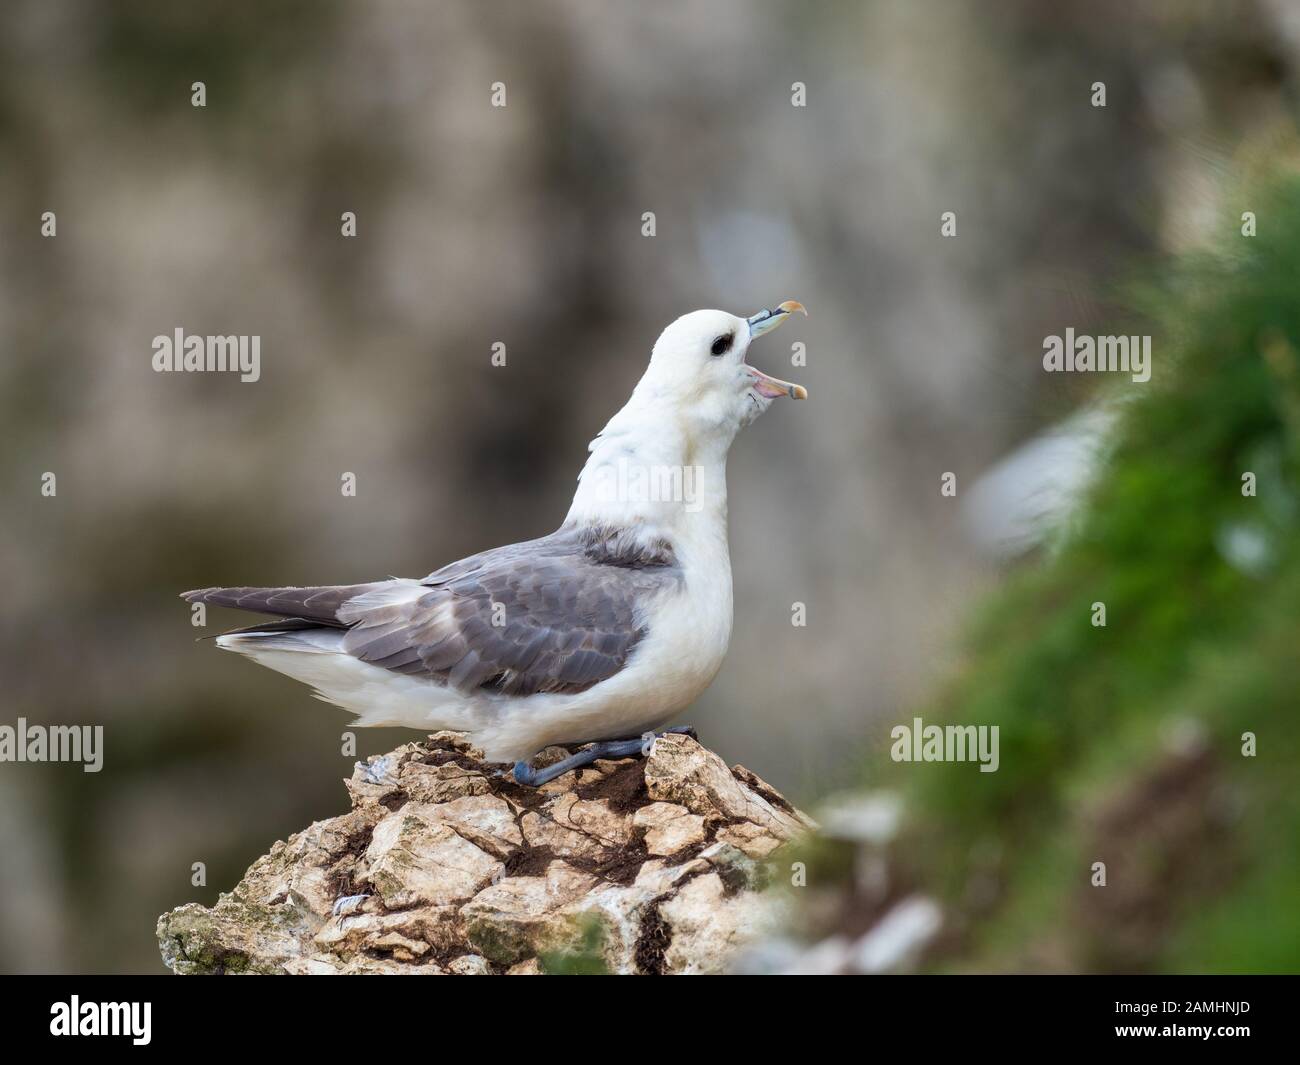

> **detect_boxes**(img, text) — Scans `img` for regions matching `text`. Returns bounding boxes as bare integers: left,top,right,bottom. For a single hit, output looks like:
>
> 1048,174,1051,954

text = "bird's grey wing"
339,542,681,697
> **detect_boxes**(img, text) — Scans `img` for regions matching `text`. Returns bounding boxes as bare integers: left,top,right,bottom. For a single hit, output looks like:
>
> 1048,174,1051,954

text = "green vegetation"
896,180,1300,972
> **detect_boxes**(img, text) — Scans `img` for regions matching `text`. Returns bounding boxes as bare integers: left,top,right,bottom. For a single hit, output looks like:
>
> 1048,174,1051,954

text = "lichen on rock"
157,731,811,974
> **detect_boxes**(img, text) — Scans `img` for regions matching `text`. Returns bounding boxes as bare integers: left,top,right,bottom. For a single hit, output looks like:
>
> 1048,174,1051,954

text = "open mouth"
747,365,808,400
745,300,808,399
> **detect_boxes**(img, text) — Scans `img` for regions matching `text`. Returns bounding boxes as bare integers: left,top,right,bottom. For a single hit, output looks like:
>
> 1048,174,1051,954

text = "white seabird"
184,302,808,785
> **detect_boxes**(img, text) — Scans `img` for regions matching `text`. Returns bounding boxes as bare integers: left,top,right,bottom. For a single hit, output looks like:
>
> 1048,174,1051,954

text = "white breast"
469,515,734,760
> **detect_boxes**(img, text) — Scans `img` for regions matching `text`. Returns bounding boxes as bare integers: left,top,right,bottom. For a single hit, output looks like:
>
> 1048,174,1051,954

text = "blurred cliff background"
2,0,1298,972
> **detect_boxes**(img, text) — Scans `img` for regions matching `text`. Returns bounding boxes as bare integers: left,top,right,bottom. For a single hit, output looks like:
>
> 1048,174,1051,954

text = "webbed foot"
512,725,696,787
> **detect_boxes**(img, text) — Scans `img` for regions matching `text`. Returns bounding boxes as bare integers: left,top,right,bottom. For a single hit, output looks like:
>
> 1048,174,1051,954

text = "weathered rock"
536,756,628,796
427,731,485,758
159,899,312,975
520,793,633,862
399,760,493,803
658,871,776,975
634,801,706,856
699,840,771,892
634,857,711,894
157,731,811,975
715,821,784,859
422,795,523,860
461,860,598,963
644,733,813,840
345,752,407,808
313,905,463,958
731,765,818,831
363,806,504,908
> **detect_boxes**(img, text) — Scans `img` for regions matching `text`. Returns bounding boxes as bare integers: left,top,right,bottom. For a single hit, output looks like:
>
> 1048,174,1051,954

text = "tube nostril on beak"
747,300,806,339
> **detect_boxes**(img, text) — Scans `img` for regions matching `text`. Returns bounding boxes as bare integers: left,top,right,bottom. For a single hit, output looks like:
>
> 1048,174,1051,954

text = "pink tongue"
753,376,788,399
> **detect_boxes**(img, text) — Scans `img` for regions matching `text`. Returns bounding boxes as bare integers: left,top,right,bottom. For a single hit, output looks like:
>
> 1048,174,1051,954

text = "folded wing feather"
182,529,682,698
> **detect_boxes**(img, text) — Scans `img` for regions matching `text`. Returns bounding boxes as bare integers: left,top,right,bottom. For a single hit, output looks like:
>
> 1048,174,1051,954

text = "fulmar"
183,302,807,785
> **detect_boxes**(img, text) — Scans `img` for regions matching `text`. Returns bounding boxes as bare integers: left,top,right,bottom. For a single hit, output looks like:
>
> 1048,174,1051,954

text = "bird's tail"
181,583,385,628
184,582,424,724
183,583,383,656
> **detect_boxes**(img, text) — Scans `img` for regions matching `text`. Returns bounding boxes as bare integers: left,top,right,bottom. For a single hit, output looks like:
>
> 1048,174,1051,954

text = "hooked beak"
745,300,808,400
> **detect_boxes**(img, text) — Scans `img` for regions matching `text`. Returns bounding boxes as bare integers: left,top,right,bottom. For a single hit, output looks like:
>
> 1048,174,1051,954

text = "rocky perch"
157,732,814,975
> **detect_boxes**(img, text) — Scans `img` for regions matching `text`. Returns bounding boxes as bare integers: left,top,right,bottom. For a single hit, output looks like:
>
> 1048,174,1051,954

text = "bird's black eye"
710,333,733,356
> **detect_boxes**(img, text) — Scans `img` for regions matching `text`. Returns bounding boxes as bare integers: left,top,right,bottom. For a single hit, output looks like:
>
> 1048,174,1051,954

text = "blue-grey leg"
512,726,696,787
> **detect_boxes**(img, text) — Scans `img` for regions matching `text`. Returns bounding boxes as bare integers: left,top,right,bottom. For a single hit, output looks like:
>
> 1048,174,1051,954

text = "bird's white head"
566,301,807,539
636,301,809,445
